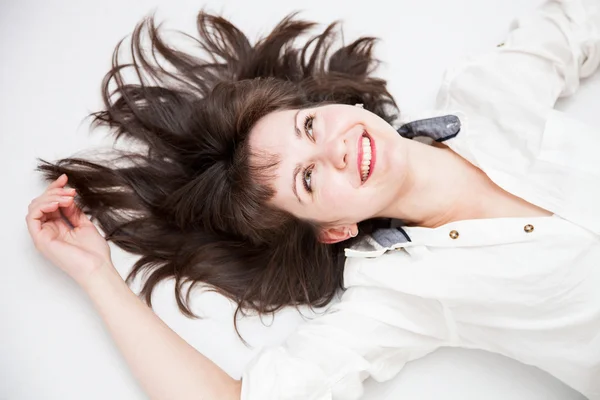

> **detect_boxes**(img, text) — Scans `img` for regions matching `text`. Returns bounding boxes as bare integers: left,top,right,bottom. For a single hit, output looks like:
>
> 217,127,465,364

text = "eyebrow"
294,109,302,138
291,109,303,204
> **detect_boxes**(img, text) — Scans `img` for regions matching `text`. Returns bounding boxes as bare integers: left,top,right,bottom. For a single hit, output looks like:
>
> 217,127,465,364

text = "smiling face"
248,104,411,242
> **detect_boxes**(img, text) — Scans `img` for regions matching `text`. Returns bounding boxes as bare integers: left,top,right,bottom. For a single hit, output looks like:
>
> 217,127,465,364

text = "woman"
25,0,600,399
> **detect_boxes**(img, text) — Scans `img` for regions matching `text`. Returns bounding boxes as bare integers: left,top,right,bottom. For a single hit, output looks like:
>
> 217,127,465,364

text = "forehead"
249,108,296,150
248,108,302,211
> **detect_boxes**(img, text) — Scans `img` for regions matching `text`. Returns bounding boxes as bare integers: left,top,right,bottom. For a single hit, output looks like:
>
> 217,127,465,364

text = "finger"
48,173,68,190
29,189,75,212
26,201,60,238
30,194,74,210
46,187,76,197
28,196,73,229
61,198,93,228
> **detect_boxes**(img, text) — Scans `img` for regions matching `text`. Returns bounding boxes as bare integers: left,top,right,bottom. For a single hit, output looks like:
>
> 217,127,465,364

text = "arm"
436,0,600,115
82,266,241,400
25,174,240,400
26,177,446,400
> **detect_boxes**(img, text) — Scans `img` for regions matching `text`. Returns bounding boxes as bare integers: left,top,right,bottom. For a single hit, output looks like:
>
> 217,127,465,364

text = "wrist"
78,261,123,294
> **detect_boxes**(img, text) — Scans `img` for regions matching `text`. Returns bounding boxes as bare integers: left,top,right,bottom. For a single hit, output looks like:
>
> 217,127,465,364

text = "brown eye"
303,165,314,192
304,114,315,141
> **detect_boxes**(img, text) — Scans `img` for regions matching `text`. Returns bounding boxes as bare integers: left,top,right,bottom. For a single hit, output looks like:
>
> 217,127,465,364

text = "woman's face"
249,104,409,242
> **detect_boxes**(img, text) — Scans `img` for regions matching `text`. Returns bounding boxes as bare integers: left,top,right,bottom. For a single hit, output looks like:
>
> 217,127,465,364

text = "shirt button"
524,224,534,233
497,42,505,47
449,230,459,239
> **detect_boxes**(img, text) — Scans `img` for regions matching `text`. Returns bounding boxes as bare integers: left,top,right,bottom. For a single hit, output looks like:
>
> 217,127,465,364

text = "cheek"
316,174,358,217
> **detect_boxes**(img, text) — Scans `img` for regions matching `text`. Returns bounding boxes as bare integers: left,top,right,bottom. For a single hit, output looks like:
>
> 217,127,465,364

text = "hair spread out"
37,10,399,336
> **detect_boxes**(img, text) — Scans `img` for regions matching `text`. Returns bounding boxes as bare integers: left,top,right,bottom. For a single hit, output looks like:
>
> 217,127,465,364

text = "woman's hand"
26,173,113,287
25,178,241,400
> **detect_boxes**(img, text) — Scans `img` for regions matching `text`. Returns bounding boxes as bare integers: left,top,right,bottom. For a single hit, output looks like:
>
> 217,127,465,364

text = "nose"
318,137,347,170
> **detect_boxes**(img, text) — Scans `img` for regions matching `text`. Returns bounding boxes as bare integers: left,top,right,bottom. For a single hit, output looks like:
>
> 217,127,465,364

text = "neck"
383,140,495,228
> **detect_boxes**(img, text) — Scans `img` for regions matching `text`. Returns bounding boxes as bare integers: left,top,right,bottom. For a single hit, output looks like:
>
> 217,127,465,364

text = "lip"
357,130,376,185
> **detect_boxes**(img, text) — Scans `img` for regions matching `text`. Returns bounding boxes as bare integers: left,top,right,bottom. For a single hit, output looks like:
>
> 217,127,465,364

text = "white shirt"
241,1,600,399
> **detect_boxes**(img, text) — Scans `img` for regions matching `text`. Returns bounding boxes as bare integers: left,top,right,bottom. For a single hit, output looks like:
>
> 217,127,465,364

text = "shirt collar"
397,114,461,142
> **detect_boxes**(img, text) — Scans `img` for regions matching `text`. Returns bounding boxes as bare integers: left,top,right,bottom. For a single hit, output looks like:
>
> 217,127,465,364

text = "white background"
1,0,598,399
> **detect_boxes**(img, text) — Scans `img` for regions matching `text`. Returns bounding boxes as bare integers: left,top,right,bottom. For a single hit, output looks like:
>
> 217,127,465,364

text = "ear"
318,224,358,244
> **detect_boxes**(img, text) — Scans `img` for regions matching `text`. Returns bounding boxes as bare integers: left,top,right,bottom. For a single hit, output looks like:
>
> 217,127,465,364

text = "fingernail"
61,196,73,201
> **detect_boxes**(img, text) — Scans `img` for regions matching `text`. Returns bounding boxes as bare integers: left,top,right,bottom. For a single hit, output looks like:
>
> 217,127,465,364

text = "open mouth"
358,131,375,184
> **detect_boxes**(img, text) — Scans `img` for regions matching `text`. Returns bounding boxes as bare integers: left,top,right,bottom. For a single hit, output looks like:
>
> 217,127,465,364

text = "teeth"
360,135,372,182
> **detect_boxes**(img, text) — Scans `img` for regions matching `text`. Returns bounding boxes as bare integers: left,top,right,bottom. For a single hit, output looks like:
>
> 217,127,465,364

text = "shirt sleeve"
436,0,600,115
240,285,449,400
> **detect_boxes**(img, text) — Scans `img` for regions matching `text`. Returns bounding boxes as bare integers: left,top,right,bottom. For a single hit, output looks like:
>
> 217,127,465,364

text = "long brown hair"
37,10,399,331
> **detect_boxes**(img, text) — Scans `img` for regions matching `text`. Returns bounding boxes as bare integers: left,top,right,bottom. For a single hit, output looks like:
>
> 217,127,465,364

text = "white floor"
1,0,597,398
